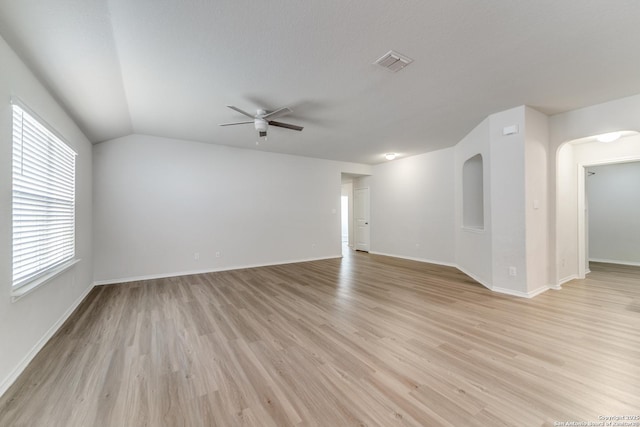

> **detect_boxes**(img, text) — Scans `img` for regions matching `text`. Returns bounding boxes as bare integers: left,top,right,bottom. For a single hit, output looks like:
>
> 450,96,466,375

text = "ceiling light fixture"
567,130,638,146
596,132,622,143
385,153,397,160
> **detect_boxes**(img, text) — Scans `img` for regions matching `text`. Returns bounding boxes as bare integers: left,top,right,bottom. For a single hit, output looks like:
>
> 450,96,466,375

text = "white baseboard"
492,285,550,298
589,258,640,267
558,274,579,286
454,264,493,291
93,255,342,286
369,251,554,298
444,263,550,298
0,282,95,398
368,251,457,268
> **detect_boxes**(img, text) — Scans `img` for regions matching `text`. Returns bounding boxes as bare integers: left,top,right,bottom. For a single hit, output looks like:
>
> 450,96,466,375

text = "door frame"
577,155,640,278
354,186,370,252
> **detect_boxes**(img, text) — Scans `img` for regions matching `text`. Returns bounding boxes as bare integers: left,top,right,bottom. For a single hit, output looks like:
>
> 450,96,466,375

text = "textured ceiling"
1,0,640,164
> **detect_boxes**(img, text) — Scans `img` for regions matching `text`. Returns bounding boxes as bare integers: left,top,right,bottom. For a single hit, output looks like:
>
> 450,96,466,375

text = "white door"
354,187,370,252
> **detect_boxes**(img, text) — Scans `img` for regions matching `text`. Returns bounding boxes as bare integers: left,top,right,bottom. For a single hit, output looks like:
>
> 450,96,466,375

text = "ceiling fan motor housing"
254,118,268,133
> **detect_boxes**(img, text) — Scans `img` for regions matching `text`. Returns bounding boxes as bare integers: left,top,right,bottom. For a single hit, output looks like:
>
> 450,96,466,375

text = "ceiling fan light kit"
255,118,268,134
220,105,303,140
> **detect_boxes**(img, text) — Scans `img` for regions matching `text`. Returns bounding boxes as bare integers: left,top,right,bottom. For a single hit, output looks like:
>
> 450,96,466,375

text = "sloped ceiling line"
1,0,640,164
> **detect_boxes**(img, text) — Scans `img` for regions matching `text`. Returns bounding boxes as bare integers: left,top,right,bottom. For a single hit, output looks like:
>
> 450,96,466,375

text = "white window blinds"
12,103,77,289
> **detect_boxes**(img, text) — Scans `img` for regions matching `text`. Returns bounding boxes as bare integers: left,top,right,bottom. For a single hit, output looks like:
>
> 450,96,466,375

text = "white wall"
367,105,549,297
454,105,549,297
369,148,455,265
550,94,640,285
524,107,549,293
0,35,93,394
555,143,579,282
488,107,528,294
455,119,493,284
93,134,371,283
587,161,640,265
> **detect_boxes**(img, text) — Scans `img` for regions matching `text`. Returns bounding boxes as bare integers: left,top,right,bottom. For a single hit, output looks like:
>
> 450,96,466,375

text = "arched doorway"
555,132,640,283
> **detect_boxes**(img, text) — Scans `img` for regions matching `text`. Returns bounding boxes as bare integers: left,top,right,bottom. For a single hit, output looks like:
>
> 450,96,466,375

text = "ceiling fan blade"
262,107,292,120
269,121,303,131
227,105,255,118
219,121,254,126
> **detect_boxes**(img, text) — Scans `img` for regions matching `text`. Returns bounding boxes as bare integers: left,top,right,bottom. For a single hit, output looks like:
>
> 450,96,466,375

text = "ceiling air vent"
374,50,413,72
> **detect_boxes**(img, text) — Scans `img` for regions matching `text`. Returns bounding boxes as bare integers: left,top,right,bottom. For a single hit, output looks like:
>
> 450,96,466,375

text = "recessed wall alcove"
462,153,484,230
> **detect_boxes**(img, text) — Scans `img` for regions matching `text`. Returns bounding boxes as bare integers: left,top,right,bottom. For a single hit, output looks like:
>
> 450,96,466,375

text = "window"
12,103,77,290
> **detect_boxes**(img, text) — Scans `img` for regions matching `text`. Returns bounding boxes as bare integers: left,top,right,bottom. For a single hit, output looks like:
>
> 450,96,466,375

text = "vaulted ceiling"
1,0,640,164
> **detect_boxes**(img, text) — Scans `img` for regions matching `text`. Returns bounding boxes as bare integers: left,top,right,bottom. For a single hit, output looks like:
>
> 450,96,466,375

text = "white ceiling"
1,0,640,164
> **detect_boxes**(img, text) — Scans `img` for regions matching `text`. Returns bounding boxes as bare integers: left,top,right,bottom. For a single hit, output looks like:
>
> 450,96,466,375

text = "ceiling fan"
220,105,304,139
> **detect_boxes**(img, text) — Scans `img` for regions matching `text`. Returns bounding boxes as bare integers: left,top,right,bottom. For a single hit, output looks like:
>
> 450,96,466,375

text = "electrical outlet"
215,251,221,258
509,266,517,277
194,252,199,260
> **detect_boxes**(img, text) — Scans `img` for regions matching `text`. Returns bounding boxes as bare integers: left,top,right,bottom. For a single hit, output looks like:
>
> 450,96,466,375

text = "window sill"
11,259,81,302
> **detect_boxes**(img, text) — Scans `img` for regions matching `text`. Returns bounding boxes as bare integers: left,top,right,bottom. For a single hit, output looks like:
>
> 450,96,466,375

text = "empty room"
1,1,639,426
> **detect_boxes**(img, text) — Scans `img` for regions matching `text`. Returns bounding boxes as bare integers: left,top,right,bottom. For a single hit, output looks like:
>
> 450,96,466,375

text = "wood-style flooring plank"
1,254,639,426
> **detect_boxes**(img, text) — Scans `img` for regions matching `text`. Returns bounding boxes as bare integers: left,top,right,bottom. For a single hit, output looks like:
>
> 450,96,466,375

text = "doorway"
341,176,354,254
341,195,349,245
581,160,640,272
556,134,640,283
341,173,370,255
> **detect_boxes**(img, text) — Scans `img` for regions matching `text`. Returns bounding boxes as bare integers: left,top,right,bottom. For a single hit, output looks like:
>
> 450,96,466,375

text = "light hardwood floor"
1,253,639,426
